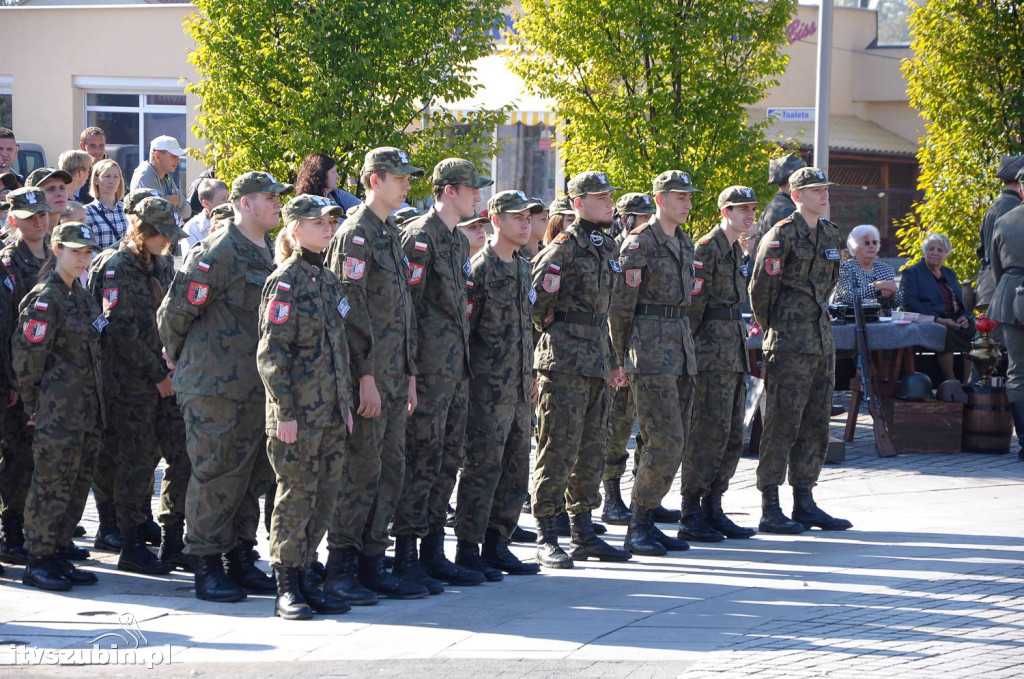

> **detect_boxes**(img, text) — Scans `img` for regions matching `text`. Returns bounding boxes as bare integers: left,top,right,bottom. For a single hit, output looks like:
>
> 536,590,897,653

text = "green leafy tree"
897,0,1024,278
506,0,796,232
184,0,510,200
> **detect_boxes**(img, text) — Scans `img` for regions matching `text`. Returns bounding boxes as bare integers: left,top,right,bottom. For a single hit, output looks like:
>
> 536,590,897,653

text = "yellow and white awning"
438,54,556,127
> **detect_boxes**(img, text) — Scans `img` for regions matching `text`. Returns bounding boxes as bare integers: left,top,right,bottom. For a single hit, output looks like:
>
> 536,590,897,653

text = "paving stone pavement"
0,397,1022,678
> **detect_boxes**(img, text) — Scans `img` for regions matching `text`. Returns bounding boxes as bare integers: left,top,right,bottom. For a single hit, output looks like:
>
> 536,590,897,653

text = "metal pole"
814,0,833,186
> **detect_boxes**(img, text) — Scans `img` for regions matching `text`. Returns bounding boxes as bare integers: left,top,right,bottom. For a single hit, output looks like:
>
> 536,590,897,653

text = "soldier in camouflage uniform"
610,171,699,556
455,190,541,578
682,186,761,542
0,187,54,567
601,192,656,526
158,171,291,603
257,194,353,620
393,159,491,589
755,153,805,241
88,197,190,577
322,147,428,602
531,171,631,569
13,222,104,591
749,167,852,534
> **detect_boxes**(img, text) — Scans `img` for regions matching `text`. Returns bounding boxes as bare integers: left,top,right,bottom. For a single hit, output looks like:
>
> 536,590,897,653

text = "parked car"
14,142,45,178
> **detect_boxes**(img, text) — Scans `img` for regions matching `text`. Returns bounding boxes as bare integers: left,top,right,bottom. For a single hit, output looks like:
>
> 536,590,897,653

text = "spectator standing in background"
83,159,128,250
130,136,191,221
295,153,361,212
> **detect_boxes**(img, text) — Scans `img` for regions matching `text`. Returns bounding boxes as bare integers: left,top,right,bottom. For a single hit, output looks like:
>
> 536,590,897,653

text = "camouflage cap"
458,211,489,227
998,154,1024,181
789,166,835,190
528,196,547,215
6,187,54,219
567,171,620,198
136,196,189,240
548,195,574,215
488,189,534,214
25,166,73,188
768,152,806,185
717,185,760,209
124,188,163,215
432,158,493,189
282,193,343,223
210,202,235,225
51,221,100,250
652,170,701,195
230,171,293,200
393,206,423,226
616,192,656,215
1,171,22,192
361,147,425,178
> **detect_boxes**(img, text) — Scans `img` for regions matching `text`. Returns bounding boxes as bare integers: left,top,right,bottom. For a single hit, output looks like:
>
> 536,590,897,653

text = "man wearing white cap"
130,135,191,220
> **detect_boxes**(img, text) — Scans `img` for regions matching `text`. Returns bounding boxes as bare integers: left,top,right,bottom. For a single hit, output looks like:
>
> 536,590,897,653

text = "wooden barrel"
962,385,1013,454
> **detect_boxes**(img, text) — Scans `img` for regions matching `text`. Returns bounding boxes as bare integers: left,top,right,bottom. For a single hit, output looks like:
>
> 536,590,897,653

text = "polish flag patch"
277,282,291,292
352,235,365,245
104,269,116,279
34,301,49,311
414,241,428,252
197,261,211,272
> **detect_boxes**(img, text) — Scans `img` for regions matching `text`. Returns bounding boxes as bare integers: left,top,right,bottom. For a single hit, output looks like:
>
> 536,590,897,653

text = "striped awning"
438,54,556,127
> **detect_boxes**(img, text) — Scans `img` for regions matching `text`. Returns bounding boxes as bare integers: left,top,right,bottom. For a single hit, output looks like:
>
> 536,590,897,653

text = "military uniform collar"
644,217,682,246
15,235,49,263
422,207,455,241
1001,188,1021,199
708,224,736,254
353,203,397,237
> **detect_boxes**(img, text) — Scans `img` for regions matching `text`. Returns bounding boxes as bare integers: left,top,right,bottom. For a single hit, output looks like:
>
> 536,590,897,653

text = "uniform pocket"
372,244,397,272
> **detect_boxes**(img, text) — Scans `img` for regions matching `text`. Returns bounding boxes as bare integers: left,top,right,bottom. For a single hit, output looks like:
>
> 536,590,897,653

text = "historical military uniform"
755,152,805,240
977,155,1024,308
749,167,851,533
158,172,290,601
392,159,490,589
89,197,190,576
257,194,352,618
531,170,631,568
322,147,428,601
454,191,539,577
610,171,699,555
988,181,1024,455
682,186,761,541
13,223,105,591
0,187,53,567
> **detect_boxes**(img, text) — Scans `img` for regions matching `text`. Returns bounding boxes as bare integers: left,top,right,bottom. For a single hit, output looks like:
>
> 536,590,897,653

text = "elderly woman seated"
833,224,901,314
900,232,975,381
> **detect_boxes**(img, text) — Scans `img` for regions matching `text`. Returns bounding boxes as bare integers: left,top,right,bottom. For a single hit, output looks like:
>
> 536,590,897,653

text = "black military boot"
483,528,539,575
143,508,162,547
323,547,378,606
650,505,682,523
0,511,29,565
511,525,537,543
455,539,504,582
759,486,806,534
23,555,72,592
63,542,90,561
224,543,275,593
702,492,756,539
391,536,444,595
420,529,485,586
158,520,194,572
273,567,313,620
93,501,122,552
1010,400,1024,460
624,504,666,556
535,515,573,569
568,511,632,562
357,552,428,599
445,504,457,529
678,495,725,542
194,554,246,602
53,552,99,585
118,524,172,575
792,487,853,531
554,510,607,537
600,478,632,526
299,566,350,614
74,525,86,537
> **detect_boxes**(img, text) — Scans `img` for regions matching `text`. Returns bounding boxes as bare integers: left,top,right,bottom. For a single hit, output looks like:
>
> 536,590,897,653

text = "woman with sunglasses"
833,224,901,314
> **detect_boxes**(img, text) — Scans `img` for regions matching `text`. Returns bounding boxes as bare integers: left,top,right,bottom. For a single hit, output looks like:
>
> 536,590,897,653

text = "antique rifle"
853,295,898,457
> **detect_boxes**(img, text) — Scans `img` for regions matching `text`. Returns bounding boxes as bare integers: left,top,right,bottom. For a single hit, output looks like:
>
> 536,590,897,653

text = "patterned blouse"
832,258,903,312
84,200,129,250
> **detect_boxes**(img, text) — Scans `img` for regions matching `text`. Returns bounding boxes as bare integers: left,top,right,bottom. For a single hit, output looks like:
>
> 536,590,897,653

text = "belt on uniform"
553,311,608,326
1003,266,1024,275
635,304,687,319
703,308,742,321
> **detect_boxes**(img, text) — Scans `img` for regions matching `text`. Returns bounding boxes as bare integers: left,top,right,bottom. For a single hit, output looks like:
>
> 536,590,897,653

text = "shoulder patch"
414,241,428,252
187,281,210,305
25,319,48,343
352,235,366,246
344,257,366,281
197,261,211,272
554,233,569,244
625,269,642,288
768,240,781,248
542,273,561,293
630,225,648,235
766,258,782,276
102,287,119,310
692,277,704,295
409,262,425,286
34,300,49,311
268,300,291,324
697,236,711,245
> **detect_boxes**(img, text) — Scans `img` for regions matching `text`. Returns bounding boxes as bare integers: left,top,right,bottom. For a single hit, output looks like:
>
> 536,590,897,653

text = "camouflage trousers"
431,382,468,533
329,373,408,556
532,371,608,518
631,372,694,509
0,399,34,518
112,393,191,531
757,350,834,491
91,422,119,507
268,421,346,569
392,374,468,538
455,399,532,544
603,384,638,481
681,371,745,497
24,424,101,557
1002,325,1024,404
179,394,271,556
